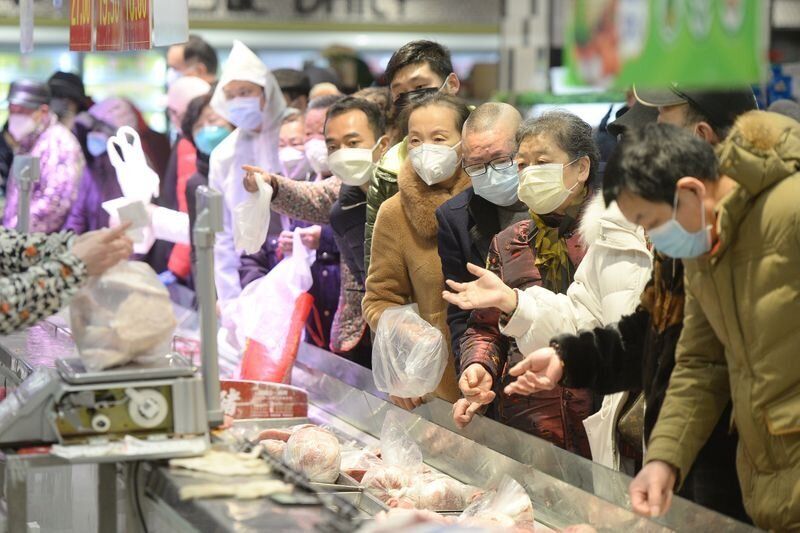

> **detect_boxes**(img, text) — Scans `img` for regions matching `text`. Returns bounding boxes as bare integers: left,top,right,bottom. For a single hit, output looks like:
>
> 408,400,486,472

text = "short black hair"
325,96,386,141
308,94,344,111
603,123,719,206
273,68,311,101
517,111,601,189
184,35,218,76
385,40,453,86
399,92,470,139
181,92,213,143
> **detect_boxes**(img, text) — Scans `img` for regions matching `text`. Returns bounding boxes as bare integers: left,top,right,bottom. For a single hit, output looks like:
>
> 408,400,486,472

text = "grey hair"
464,102,521,151
307,94,344,111
516,110,600,186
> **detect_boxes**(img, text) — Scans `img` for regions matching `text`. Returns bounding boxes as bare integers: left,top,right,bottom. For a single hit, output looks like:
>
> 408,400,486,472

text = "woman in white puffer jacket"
444,194,652,470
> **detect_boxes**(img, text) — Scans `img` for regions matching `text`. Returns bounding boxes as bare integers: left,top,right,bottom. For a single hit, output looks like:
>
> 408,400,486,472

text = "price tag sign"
69,0,92,51
124,0,152,50
95,0,124,51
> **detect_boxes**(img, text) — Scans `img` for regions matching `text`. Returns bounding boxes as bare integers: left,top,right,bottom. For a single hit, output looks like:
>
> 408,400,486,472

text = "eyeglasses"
463,154,516,177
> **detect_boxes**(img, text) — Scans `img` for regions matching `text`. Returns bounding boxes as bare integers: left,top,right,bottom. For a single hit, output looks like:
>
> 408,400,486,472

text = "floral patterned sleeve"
0,229,87,334
270,176,341,225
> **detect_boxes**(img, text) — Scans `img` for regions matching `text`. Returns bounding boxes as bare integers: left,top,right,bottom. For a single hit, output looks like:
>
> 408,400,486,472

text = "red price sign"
95,0,123,51
124,0,151,50
69,0,92,51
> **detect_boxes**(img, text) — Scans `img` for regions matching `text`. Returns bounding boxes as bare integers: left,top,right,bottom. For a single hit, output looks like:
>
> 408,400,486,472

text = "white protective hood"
208,40,289,303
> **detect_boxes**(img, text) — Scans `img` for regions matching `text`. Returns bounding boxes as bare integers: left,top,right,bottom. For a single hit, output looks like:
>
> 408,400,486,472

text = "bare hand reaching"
72,224,133,276
629,461,677,517
442,263,517,313
503,346,564,396
242,164,275,193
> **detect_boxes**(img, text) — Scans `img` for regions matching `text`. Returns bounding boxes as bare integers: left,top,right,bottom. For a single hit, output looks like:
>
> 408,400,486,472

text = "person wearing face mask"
435,103,527,375
47,71,92,130
362,93,471,408
277,114,313,182
3,80,84,234
63,98,141,234
619,116,800,530
455,111,601,458
162,77,212,282
503,90,758,522
326,97,389,366
179,93,232,286
443,112,653,473
207,40,287,308
364,40,461,280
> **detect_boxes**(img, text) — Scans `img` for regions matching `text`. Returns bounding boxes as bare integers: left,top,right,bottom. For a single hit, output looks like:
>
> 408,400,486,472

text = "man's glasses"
463,154,516,177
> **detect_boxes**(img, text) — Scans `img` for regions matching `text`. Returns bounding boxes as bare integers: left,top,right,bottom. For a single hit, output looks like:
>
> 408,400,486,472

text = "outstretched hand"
442,263,517,313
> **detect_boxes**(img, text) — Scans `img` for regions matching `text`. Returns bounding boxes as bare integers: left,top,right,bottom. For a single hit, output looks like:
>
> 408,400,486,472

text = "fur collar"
397,159,472,239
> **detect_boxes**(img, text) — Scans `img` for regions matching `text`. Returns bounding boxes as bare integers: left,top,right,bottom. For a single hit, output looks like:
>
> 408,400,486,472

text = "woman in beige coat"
362,94,472,407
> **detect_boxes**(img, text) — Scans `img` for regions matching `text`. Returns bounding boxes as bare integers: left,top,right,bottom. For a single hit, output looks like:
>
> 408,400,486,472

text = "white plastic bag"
362,411,424,503
458,475,534,526
230,229,314,352
69,261,177,371
283,426,342,483
233,174,273,254
106,126,160,203
372,304,447,398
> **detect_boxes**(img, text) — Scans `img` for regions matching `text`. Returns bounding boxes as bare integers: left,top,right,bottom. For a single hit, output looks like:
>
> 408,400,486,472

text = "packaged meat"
70,261,177,371
262,439,287,460
283,426,341,483
372,304,447,398
340,448,382,482
404,474,483,511
362,465,412,503
459,475,533,526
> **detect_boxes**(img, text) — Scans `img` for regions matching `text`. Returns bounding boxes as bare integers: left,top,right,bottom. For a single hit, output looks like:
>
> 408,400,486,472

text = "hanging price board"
95,0,124,51
69,0,93,51
124,0,151,50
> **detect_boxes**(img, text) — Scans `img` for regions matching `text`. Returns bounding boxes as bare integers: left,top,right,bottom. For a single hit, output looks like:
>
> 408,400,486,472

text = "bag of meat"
458,475,534,528
372,304,447,398
394,472,483,511
70,261,177,371
283,426,342,483
362,411,425,503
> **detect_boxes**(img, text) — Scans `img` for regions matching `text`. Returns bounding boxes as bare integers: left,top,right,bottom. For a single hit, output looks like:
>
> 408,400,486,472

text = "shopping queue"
0,35,798,530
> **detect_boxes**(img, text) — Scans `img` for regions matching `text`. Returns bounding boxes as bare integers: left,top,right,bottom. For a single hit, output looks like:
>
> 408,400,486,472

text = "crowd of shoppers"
2,33,799,531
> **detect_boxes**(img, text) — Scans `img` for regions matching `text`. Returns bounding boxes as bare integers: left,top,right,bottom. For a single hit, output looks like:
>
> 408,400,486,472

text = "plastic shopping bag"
458,475,534,527
233,173,273,254
372,304,447,398
69,261,177,371
234,229,315,383
106,126,160,203
362,411,424,503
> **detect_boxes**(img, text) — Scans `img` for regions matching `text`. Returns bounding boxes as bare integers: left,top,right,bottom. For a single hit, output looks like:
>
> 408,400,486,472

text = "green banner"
566,0,766,89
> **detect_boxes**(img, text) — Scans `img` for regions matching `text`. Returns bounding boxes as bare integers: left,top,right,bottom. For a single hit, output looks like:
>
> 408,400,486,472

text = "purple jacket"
4,115,84,233
62,154,122,234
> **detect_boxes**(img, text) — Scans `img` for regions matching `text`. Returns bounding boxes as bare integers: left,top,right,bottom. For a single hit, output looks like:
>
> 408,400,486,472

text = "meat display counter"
0,324,757,532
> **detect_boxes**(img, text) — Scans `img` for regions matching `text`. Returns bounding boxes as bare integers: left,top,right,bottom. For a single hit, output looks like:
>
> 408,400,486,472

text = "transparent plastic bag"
372,304,447,398
233,173,273,254
69,261,177,371
362,411,424,503
458,475,534,526
394,472,482,511
106,126,160,203
283,426,341,483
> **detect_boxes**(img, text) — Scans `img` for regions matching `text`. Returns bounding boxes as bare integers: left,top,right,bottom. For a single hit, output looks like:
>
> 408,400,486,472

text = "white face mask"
518,157,581,214
327,137,383,187
304,138,330,175
8,113,38,142
408,141,462,186
279,146,311,180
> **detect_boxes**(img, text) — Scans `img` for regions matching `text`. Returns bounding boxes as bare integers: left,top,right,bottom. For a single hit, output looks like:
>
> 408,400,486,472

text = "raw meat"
562,525,598,533
406,475,482,511
340,449,382,482
459,475,534,526
283,426,341,483
262,439,287,460
257,428,293,442
362,465,412,503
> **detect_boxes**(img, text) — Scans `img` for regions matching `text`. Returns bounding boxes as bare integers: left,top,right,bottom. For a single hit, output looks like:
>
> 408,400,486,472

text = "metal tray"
57,355,196,384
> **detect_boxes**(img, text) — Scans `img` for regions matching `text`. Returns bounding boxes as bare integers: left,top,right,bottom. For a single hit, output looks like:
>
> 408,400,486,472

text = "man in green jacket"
364,40,461,275
602,115,800,530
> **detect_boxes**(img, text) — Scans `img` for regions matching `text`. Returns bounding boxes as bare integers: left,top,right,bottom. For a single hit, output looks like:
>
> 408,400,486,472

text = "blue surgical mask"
87,131,109,157
194,125,232,155
647,190,712,259
471,165,520,206
227,96,263,131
